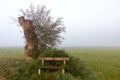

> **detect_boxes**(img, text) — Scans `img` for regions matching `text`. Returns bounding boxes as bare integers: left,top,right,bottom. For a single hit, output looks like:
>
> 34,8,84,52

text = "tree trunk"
18,16,38,60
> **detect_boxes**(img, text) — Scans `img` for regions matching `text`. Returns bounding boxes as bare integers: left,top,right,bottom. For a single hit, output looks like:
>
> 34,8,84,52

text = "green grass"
64,47,120,80
0,47,120,80
0,47,24,59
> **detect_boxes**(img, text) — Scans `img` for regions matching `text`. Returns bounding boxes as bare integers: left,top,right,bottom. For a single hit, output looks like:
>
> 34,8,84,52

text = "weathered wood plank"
39,57,69,61
37,66,61,69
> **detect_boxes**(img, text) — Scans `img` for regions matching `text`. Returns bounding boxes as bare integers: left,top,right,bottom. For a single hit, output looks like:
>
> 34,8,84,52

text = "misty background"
0,0,120,47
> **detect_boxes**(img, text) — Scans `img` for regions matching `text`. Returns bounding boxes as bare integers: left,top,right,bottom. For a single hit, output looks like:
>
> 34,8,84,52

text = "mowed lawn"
0,47,120,80
64,47,120,80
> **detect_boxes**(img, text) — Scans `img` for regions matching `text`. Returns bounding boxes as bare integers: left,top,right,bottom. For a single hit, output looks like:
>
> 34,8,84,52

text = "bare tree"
18,4,65,60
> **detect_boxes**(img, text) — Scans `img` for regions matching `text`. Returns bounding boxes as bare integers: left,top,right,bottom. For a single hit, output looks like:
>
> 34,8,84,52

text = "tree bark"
18,16,38,60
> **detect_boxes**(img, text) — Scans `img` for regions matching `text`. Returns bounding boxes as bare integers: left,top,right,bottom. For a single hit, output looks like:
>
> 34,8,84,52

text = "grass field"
64,47,120,80
0,47,120,80
0,47,24,59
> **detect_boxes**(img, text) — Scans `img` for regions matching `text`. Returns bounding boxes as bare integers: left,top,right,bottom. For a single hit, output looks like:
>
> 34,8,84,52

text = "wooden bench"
37,57,69,75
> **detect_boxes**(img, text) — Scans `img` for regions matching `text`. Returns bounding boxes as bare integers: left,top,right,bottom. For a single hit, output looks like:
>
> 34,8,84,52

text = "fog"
0,0,120,47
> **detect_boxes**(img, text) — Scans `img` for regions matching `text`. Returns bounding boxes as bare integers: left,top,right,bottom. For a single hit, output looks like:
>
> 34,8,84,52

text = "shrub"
56,72,79,80
0,48,99,80
0,58,23,79
66,56,99,80
39,48,99,80
9,59,40,80
40,48,69,57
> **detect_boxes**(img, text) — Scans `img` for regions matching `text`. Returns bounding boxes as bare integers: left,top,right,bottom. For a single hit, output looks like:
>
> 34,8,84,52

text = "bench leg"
61,68,65,74
38,69,41,75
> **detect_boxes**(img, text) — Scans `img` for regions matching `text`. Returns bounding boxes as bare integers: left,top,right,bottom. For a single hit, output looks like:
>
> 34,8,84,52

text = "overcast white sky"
0,0,120,47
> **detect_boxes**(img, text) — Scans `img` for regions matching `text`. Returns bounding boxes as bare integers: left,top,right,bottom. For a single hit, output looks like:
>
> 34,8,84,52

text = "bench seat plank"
39,57,69,61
